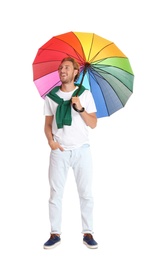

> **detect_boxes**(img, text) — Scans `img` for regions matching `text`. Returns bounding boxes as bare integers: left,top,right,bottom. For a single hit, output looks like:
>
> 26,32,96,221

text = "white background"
0,0,151,259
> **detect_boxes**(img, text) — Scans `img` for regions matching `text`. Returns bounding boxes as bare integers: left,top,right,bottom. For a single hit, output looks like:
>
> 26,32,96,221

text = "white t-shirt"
44,87,97,150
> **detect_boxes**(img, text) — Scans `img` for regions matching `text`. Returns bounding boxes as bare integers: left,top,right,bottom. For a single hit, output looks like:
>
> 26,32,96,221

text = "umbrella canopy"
32,31,134,118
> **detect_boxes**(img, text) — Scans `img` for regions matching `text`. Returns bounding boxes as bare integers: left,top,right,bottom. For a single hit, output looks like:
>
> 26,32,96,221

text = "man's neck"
60,83,76,92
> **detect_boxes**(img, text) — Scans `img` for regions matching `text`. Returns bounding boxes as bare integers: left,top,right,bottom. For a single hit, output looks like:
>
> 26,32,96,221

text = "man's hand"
71,96,83,110
48,140,64,151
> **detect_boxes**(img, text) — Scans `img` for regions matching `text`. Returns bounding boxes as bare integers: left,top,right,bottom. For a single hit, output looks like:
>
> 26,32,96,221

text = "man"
43,57,98,249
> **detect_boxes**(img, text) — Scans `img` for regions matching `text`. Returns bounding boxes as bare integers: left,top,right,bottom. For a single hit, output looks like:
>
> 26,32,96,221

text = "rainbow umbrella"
32,31,134,118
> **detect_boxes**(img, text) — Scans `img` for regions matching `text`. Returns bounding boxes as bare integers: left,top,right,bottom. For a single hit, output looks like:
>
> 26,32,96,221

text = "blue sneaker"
83,234,98,249
43,234,61,249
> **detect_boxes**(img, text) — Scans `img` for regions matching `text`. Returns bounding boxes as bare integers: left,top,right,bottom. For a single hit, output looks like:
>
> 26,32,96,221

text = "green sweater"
46,84,86,129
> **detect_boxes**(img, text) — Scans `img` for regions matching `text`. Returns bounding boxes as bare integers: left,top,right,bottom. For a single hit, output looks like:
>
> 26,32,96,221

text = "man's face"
58,61,77,83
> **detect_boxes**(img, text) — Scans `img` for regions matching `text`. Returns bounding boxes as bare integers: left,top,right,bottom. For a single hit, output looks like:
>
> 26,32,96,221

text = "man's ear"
74,69,78,77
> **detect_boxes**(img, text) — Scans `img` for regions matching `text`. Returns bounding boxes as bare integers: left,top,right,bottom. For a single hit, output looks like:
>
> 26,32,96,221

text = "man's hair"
60,57,80,81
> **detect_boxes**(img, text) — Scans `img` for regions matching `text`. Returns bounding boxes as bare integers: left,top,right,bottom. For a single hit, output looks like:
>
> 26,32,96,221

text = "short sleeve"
84,90,97,113
43,96,53,116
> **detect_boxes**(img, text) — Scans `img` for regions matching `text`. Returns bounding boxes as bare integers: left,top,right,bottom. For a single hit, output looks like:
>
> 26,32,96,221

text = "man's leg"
48,149,70,234
72,145,94,234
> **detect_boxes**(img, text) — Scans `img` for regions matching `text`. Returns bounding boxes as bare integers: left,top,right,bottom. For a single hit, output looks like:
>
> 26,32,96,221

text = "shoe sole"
43,241,61,249
83,241,98,249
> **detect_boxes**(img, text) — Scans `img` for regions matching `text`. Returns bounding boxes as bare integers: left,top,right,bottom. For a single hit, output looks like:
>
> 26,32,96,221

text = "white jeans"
48,144,94,234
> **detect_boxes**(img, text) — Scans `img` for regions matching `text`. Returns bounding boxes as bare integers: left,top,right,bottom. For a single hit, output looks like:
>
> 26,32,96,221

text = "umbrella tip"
85,62,90,68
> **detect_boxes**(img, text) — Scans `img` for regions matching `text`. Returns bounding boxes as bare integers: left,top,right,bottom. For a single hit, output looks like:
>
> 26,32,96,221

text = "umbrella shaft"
76,67,87,96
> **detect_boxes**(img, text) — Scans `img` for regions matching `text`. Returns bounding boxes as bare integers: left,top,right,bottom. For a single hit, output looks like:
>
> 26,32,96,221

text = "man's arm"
79,111,97,129
71,97,97,129
44,116,64,151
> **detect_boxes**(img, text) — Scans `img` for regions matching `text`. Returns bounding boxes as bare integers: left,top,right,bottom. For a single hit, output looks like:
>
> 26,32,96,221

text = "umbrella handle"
72,103,79,112
72,103,85,112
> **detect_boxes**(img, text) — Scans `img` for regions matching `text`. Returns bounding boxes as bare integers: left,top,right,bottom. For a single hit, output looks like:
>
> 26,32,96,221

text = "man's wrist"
48,139,54,144
78,107,85,113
